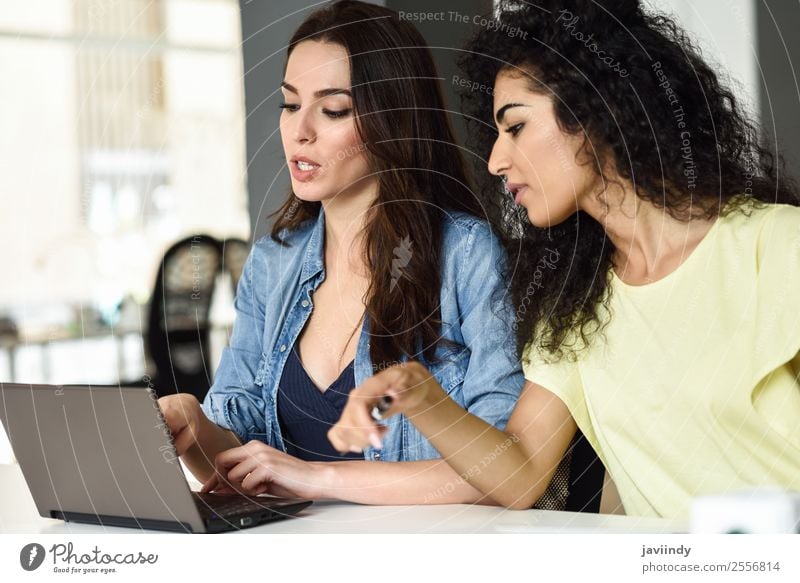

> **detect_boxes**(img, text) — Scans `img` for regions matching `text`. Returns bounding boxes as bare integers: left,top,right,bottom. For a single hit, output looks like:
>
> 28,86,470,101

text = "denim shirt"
201,208,523,462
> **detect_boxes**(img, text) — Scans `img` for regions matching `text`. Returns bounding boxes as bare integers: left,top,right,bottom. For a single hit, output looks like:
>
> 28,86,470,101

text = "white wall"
646,0,759,118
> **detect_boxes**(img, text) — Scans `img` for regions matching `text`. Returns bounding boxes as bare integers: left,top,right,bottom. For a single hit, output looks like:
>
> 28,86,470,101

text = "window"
0,0,249,461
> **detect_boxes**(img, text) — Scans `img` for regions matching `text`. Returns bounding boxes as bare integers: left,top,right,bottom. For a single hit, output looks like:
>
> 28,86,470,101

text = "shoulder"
439,213,511,312
713,202,800,314
520,335,584,406
752,203,800,276
752,203,800,249
441,211,504,256
719,199,800,238
249,217,318,260
718,201,800,265
238,218,319,297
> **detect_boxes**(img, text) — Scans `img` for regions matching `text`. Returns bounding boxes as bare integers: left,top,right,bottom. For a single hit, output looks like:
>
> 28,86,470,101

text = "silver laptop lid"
0,383,206,533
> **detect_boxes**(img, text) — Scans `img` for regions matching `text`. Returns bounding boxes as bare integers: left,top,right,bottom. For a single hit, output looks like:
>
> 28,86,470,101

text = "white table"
0,463,687,534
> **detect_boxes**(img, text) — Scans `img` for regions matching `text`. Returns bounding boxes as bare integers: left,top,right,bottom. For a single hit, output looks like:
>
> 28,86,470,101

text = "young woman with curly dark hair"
330,0,800,517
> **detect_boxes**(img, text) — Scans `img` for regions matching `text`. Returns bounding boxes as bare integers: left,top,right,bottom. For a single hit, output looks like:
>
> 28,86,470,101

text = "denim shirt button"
372,451,381,461
301,300,309,308
279,344,287,352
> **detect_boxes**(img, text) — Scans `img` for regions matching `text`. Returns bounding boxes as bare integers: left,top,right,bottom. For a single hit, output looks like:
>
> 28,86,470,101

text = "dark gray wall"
384,0,493,149
241,1,800,239
238,1,350,240
758,1,800,184
239,0,490,240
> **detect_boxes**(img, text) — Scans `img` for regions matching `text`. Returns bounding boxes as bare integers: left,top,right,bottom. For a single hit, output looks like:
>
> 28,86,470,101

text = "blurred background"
1,0,798,462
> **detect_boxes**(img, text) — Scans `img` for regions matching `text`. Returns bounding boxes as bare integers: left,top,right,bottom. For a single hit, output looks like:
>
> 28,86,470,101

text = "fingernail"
349,445,362,453
369,433,382,450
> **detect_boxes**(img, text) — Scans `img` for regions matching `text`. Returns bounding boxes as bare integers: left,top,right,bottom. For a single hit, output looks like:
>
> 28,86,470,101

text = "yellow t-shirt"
522,202,800,518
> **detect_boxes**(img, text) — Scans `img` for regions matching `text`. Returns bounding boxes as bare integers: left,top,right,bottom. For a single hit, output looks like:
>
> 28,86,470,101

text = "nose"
292,109,316,144
487,137,510,177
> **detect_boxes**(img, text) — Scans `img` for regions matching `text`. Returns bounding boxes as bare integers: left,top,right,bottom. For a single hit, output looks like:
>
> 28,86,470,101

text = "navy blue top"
202,209,524,463
276,345,364,462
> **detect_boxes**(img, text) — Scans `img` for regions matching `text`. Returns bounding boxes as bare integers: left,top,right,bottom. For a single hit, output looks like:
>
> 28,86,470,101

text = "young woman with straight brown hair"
157,0,542,506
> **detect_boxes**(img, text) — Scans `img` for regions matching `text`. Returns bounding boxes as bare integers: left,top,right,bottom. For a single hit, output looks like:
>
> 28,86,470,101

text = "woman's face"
487,70,600,228
280,41,374,203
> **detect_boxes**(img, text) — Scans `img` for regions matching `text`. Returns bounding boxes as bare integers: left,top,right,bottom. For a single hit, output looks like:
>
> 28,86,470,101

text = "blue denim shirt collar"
299,209,326,285
202,207,524,463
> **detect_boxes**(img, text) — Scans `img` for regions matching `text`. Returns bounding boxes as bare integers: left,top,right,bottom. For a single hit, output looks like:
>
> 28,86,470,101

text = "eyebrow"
495,103,528,124
281,82,352,98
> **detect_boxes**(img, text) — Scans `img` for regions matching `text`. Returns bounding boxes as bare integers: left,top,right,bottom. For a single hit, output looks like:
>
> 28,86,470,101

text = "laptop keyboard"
192,492,294,517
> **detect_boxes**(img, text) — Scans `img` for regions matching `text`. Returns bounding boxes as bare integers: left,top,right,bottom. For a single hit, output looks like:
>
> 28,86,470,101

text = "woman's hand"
327,361,445,454
200,441,326,499
157,393,208,456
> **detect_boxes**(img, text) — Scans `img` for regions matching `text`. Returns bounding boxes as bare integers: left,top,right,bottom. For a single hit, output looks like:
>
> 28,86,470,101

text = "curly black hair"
457,0,800,363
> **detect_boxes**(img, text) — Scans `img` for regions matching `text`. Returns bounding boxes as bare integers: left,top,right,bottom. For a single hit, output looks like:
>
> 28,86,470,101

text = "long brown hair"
271,0,484,367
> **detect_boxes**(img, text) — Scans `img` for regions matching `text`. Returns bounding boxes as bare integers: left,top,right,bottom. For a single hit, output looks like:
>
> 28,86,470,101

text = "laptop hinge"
51,510,195,533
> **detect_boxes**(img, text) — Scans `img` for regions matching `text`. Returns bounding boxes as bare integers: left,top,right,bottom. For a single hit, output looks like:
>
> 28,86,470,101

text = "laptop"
0,383,312,533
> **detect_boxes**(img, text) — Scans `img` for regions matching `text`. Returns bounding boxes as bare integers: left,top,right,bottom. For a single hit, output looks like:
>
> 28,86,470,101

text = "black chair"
563,430,606,512
220,237,250,292
534,429,606,513
146,235,223,401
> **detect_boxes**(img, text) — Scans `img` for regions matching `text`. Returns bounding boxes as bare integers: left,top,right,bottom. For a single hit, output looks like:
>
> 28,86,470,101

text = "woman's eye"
506,123,524,137
278,103,299,112
323,108,352,119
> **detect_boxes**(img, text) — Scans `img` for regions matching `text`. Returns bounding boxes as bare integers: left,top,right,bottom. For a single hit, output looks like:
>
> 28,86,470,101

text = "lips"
290,155,321,182
505,182,528,205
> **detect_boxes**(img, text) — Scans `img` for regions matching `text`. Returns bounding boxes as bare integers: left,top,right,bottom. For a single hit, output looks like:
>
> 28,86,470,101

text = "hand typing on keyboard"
200,441,326,500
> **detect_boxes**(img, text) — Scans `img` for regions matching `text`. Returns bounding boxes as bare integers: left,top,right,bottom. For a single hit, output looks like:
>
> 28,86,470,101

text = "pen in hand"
370,395,394,421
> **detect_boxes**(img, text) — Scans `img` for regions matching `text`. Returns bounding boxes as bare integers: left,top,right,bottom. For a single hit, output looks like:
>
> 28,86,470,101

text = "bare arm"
200,436,497,504
329,363,577,509
310,458,495,505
